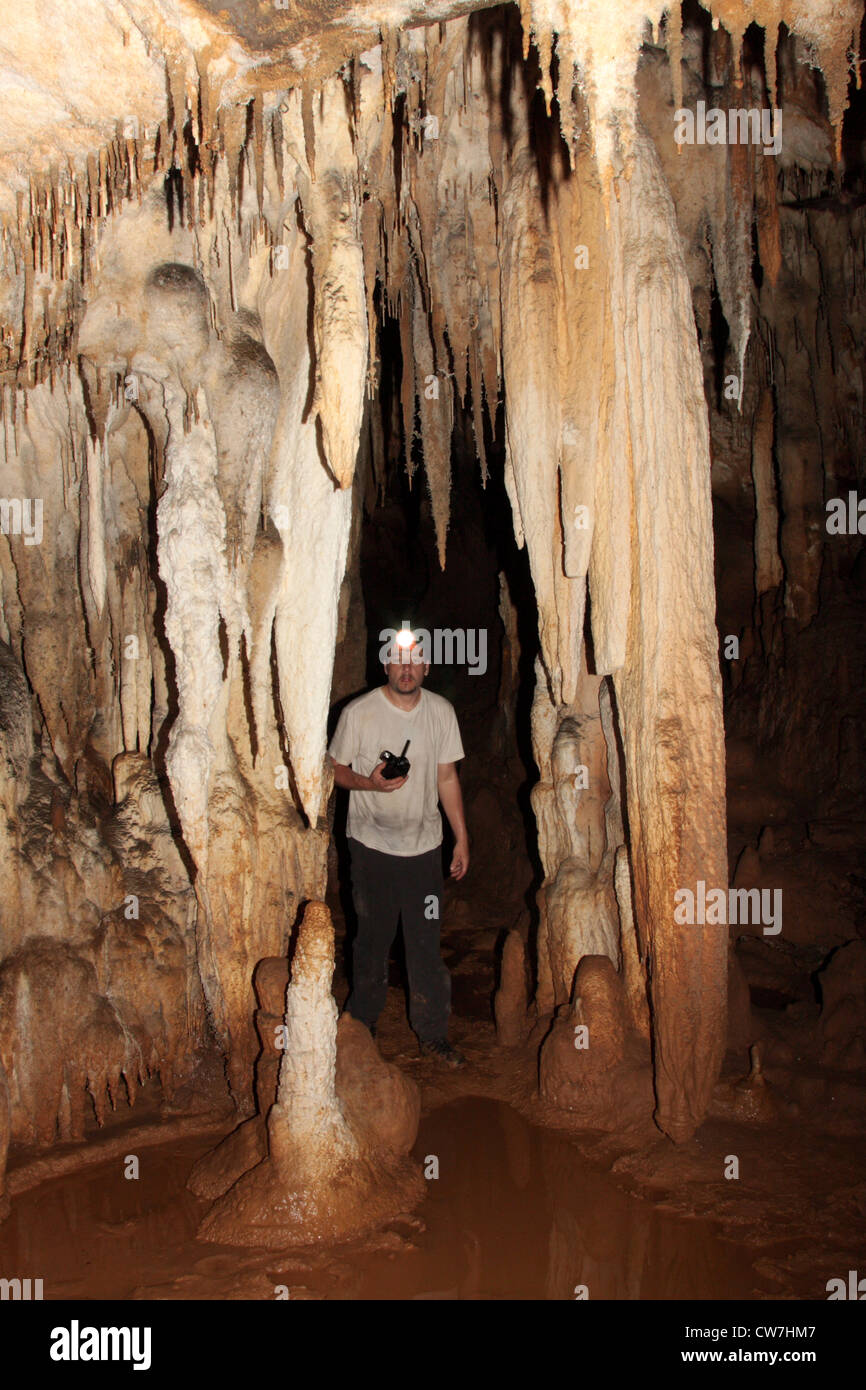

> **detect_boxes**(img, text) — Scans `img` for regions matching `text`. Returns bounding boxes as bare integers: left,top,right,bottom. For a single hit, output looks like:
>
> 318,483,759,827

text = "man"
328,628,469,1067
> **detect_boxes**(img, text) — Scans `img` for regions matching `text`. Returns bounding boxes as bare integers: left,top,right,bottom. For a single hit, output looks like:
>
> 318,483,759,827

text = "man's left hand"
450,839,470,880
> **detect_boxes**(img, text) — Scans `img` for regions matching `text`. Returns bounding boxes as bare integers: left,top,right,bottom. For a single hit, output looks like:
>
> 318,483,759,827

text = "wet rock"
187,1116,268,1201
335,1014,420,1157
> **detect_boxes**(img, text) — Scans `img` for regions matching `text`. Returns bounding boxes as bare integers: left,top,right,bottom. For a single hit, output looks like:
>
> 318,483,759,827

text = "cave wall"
0,0,863,1177
639,16,866,827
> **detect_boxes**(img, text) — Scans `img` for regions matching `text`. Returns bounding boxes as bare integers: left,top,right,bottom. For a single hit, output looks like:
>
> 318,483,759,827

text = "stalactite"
708,133,753,416
498,125,584,704
756,144,782,289
84,432,108,619
156,379,229,1030
666,3,685,125
252,93,265,217
410,257,452,569
220,102,249,221
587,234,632,676
468,339,488,485
306,93,369,492
751,386,783,596
397,268,417,484
260,191,353,832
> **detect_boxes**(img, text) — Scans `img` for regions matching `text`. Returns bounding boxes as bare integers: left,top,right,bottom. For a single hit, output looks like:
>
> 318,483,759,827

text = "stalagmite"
495,930,530,1046
539,953,653,1126
199,902,423,1246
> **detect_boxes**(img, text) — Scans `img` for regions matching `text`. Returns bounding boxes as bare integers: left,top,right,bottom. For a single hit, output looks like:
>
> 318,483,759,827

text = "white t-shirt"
328,686,465,856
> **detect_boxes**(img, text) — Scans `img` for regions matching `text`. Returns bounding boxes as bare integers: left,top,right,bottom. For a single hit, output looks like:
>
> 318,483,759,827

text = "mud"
0,1096,758,1301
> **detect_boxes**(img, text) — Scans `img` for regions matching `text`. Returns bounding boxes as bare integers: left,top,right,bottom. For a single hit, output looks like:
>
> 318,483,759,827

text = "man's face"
385,643,428,695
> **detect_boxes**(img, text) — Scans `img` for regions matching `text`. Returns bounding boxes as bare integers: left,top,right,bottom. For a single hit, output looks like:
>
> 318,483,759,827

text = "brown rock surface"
494,929,530,1047
539,956,653,1128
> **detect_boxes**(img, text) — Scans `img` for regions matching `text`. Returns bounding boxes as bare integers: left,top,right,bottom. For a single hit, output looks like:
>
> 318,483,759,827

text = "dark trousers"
345,836,450,1042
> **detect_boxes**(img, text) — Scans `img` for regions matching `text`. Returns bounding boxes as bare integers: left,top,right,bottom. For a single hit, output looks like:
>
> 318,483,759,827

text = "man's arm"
438,761,469,880
330,758,407,793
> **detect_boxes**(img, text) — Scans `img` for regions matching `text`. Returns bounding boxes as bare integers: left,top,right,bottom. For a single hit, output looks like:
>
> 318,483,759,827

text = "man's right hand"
367,761,408,792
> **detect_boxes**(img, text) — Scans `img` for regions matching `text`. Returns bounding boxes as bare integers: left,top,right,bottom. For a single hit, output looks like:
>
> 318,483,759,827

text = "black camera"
378,739,411,780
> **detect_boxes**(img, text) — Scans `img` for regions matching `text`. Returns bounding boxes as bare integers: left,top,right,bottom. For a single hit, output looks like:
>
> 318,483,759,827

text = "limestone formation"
0,1060,9,1220
198,902,423,1246
539,955,654,1128
495,929,530,1047
710,1043,779,1123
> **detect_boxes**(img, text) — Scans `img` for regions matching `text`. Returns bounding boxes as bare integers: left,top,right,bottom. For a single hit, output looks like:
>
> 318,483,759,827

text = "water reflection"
391,1096,754,1300
0,1097,755,1300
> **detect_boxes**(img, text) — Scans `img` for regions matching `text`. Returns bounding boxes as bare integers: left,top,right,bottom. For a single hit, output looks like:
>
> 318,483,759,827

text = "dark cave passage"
325,348,543,1039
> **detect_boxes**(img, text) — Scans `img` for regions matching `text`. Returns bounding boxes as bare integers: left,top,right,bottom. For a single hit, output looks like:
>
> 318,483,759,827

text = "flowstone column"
603,129,729,1143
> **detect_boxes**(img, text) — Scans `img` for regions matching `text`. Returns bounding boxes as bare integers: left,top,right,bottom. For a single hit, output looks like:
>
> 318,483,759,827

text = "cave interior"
0,0,865,1303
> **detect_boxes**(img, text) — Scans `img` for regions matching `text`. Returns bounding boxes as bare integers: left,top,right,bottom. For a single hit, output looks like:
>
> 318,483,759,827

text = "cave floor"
2,791,864,1300
321,821,866,1302
0,1095,761,1300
